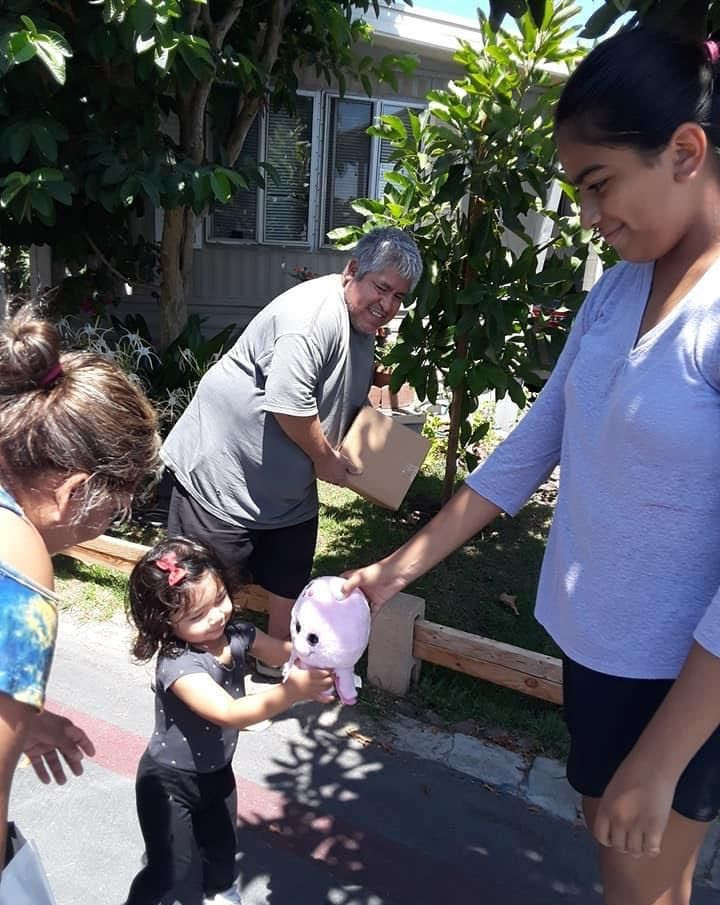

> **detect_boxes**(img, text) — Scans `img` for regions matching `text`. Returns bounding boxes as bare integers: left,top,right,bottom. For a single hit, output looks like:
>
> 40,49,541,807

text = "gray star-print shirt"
148,621,256,773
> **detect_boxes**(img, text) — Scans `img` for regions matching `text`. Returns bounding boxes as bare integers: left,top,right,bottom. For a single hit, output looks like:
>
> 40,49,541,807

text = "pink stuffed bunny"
283,576,371,705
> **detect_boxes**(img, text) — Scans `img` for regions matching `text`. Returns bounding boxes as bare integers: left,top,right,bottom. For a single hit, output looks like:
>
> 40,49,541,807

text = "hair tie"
156,552,187,587
704,39,720,64
39,362,62,388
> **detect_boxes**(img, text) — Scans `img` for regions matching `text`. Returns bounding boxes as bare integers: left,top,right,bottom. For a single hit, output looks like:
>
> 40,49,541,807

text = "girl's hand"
593,756,677,858
285,666,335,703
341,560,405,615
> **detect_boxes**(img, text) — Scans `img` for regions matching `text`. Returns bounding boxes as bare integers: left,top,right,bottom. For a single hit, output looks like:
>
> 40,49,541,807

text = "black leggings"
125,750,238,905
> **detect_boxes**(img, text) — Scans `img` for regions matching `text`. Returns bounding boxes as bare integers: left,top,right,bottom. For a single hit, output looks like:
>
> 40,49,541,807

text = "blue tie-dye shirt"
0,487,58,709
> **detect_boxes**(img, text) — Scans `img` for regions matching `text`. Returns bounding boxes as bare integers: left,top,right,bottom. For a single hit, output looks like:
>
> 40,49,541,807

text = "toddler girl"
124,536,333,905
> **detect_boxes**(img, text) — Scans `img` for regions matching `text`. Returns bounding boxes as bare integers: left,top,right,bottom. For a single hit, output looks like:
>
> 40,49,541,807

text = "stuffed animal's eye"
295,620,301,633
307,633,319,646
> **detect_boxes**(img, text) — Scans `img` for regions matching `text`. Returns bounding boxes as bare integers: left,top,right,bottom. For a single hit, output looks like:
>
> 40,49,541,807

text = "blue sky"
413,0,599,28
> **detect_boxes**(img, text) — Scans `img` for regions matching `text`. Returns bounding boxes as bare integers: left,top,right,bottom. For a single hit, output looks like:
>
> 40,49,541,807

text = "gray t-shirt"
148,621,255,773
467,258,720,678
161,274,375,528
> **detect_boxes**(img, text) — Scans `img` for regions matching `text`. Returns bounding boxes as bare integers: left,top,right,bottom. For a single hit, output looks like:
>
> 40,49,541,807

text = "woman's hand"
284,666,335,703
593,755,677,858
23,709,96,785
341,560,405,615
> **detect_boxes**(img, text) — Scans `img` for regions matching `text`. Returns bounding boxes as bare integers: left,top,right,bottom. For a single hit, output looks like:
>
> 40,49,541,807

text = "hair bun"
0,305,62,394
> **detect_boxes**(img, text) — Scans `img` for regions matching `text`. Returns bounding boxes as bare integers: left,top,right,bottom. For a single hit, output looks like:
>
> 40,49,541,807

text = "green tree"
332,0,609,502
0,0,414,346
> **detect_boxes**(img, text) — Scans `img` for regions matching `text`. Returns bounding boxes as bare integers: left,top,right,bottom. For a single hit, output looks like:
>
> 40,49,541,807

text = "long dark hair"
555,27,720,155
126,536,234,660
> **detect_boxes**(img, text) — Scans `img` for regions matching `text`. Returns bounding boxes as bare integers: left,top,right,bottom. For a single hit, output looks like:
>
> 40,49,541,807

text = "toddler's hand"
285,666,335,703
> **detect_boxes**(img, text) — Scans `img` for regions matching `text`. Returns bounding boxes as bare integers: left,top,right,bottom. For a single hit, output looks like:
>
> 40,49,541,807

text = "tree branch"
83,233,158,292
224,0,295,163
201,2,215,42
186,1,203,33
214,0,246,49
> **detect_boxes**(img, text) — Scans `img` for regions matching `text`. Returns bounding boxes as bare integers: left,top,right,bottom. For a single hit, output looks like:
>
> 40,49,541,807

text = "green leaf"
178,38,215,81
5,31,36,66
209,169,231,203
447,356,467,389
33,31,73,85
29,187,53,220
19,16,37,36
581,2,623,39
1,173,29,208
46,180,73,206
8,126,31,164
31,123,58,161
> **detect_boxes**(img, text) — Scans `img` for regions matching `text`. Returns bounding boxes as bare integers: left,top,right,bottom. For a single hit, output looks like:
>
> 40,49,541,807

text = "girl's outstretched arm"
342,486,502,613
251,630,291,668
595,643,720,857
170,666,334,730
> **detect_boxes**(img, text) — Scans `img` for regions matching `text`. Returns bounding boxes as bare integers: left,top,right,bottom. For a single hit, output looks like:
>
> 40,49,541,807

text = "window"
207,92,423,248
321,97,423,244
264,95,315,244
375,102,419,197
210,92,318,245
211,116,260,242
323,97,374,237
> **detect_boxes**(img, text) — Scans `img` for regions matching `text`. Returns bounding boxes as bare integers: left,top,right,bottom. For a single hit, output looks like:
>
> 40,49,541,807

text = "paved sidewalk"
8,615,718,905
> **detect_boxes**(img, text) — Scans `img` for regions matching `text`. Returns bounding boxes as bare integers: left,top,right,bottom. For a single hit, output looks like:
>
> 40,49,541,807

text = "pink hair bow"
156,552,187,587
704,39,720,64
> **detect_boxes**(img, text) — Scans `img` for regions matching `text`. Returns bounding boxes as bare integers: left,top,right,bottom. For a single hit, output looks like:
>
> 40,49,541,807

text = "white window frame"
206,90,321,248
260,89,321,248
319,93,425,248
205,90,426,250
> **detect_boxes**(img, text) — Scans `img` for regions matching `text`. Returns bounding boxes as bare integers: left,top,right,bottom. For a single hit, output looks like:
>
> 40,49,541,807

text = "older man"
161,228,422,658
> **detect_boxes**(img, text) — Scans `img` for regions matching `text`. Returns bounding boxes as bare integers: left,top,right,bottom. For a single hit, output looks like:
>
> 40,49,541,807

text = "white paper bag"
0,826,57,905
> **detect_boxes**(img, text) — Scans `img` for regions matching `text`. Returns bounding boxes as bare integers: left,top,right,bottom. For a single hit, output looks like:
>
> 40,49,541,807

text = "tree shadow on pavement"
229,703,605,905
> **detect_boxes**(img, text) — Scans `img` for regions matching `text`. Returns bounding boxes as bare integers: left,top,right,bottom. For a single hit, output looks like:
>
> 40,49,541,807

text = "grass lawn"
54,450,568,760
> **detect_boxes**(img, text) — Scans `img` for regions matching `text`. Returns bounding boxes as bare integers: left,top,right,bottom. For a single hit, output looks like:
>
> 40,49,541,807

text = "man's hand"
593,755,677,858
313,448,361,486
22,710,96,785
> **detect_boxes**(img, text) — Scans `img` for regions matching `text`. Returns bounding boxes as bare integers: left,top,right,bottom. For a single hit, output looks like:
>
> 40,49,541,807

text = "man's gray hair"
351,227,423,290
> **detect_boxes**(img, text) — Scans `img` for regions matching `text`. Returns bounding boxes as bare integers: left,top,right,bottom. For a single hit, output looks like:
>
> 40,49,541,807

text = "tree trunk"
159,207,197,349
442,378,465,504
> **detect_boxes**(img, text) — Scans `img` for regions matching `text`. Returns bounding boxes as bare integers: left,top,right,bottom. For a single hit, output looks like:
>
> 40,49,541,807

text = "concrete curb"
373,714,720,889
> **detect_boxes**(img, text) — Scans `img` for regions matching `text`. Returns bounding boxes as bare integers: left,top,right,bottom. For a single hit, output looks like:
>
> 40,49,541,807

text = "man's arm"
273,413,359,486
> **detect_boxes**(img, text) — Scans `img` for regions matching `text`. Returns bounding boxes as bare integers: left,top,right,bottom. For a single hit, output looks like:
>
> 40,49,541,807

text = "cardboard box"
340,406,431,510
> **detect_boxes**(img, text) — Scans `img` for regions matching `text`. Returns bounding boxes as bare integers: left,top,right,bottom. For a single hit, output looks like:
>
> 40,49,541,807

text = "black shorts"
563,656,720,822
166,476,318,600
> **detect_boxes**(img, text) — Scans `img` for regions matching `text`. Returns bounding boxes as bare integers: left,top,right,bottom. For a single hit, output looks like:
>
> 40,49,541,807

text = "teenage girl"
344,28,720,905
124,536,333,905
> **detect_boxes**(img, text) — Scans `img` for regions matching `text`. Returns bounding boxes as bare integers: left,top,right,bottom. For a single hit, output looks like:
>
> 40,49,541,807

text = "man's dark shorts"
166,475,318,600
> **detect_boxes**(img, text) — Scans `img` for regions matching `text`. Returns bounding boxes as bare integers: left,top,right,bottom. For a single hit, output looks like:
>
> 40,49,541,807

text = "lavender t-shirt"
467,258,720,678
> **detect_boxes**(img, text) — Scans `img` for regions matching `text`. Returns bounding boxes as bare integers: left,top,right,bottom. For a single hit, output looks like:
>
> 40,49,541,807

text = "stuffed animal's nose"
307,633,319,646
